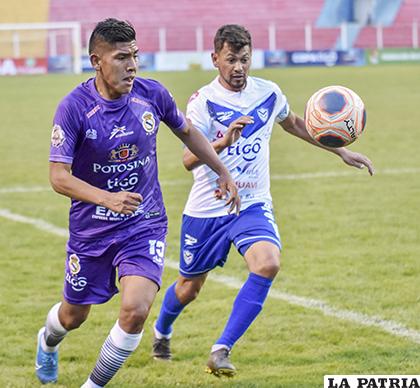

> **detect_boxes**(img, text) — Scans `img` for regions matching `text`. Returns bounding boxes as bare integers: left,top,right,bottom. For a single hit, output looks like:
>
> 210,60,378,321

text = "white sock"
211,344,230,353
110,320,143,350
88,321,142,386
42,302,67,352
154,324,172,340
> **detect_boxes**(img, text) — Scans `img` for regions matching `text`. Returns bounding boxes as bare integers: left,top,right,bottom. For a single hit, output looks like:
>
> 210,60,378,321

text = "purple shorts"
63,226,167,305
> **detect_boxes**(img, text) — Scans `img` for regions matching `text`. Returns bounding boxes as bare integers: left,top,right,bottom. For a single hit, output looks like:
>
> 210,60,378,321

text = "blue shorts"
179,202,281,277
63,226,167,305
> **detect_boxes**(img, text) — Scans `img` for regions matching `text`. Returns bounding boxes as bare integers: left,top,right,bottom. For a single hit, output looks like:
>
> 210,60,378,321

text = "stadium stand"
355,0,420,48
48,0,332,51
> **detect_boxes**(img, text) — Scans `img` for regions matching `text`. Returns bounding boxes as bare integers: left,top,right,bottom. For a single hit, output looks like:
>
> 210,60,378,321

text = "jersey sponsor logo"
68,254,81,275
236,162,259,178
109,143,139,163
93,155,150,174
85,128,97,140
51,124,66,148
107,172,139,191
184,234,197,246
92,205,144,221
216,110,234,122
65,273,87,292
235,180,258,189
142,111,156,134
131,97,150,107
86,105,100,118
183,249,194,265
144,210,161,219
109,125,134,140
257,107,269,123
227,137,262,162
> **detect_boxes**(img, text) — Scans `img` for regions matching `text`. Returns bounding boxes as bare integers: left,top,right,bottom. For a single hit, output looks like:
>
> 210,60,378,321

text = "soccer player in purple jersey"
152,24,374,377
35,19,239,387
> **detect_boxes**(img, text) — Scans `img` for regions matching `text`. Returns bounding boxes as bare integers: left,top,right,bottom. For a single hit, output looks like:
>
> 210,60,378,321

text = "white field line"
1,208,419,345
1,167,419,195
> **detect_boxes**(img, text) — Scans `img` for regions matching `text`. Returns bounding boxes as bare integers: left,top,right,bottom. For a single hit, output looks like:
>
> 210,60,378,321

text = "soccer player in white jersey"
153,24,374,376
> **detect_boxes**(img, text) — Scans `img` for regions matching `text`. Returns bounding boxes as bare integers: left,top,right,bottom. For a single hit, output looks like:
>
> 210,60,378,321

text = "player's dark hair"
214,24,252,53
88,18,136,54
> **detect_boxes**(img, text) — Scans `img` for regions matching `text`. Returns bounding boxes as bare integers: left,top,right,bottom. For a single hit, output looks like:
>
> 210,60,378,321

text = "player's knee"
255,254,281,279
176,281,202,304
263,259,280,278
120,304,150,329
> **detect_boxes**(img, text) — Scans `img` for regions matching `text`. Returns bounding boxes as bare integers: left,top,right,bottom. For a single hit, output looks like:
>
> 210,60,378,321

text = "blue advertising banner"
48,55,73,73
264,49,365,67
264,50,288,67
81,52,155,72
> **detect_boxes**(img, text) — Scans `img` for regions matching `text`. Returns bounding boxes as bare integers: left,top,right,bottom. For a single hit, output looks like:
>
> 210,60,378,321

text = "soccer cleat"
35,327,58,384
152,336,172,361
205,348,236,377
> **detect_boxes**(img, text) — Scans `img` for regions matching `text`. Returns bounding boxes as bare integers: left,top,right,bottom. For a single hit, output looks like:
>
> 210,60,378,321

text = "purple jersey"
49,77,186,240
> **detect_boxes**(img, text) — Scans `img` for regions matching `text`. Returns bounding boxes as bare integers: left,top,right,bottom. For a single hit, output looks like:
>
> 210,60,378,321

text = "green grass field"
0,64,419,387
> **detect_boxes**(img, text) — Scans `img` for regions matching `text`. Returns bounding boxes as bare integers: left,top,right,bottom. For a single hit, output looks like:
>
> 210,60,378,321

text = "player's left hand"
214,173,241,215
339,148,375,175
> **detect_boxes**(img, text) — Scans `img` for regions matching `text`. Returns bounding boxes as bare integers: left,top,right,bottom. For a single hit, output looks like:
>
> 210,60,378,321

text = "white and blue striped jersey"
184,76,289,217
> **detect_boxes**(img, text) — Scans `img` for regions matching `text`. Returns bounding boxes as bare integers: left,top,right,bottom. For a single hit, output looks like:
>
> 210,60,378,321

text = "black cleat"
205,348,236,377
152,336,172,361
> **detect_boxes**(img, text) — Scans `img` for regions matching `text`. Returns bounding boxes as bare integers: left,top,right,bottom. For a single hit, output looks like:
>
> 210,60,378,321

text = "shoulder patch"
188,91,200,103
51,124,66,148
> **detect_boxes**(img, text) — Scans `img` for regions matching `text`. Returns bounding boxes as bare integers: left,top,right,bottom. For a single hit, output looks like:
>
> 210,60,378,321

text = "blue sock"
215,272,272,349
155,282,185,336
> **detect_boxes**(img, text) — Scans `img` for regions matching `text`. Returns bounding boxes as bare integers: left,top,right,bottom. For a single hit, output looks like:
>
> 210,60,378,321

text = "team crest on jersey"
183,250,194,265
51,124,66,147
109,125,134,140
68,254,81,276
257,108,269,123
109,143,139,163
142,111,156,134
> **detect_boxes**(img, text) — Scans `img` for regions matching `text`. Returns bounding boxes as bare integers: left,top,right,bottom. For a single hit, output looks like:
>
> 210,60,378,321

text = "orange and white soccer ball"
304,85,366,147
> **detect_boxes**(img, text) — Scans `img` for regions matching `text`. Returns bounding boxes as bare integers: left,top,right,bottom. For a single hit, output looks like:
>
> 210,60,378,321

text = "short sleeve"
159,86,187,131
275,102,290,123
49,97,81,165
186,91,212,138
272,83,290,123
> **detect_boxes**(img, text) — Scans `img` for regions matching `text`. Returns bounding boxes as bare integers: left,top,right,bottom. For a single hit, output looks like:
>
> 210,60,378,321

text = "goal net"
0,22,82,75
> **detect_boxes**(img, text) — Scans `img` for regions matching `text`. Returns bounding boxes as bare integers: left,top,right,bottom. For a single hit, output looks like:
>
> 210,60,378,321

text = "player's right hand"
106,191,143,215
223,116,254,147
215,173,241,215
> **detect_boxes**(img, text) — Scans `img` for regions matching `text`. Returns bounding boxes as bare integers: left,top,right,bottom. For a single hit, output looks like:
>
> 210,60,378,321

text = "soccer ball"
304,85,366,147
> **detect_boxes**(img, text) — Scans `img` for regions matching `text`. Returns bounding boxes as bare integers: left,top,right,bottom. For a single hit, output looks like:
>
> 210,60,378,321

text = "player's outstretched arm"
172,121,241,214
182,116,253,171
334,148,374,175
279,110,374,176
49,162,143,215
